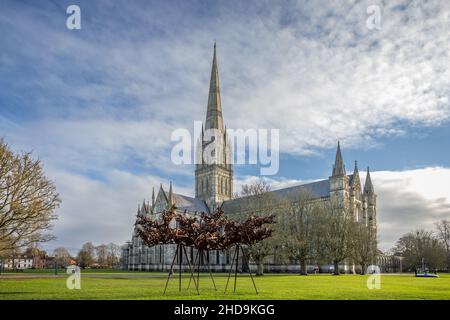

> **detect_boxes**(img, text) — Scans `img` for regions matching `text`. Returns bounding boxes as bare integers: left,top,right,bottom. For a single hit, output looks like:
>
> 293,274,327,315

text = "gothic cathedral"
122,44,377,272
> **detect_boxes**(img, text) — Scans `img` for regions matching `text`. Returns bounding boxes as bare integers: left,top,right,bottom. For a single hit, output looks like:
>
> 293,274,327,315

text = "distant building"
377,254,404,273
43,256,56,269
3,255,33,270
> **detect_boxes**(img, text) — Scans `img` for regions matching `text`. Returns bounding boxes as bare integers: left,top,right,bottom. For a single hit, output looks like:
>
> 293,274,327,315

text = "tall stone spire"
151,187,155,207
195,43,233,209
168,181,173,205
364,167,374,194
351,160,361,187
332,141,346,176
205,42,223,131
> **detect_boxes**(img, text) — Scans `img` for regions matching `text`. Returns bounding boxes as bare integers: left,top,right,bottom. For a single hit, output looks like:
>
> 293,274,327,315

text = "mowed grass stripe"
0,273,449,300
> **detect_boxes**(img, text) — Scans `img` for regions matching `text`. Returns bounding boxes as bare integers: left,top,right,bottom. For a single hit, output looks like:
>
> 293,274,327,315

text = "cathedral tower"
350,160,363,222
195,43,233,210
363,167,377,236
329,141,350,203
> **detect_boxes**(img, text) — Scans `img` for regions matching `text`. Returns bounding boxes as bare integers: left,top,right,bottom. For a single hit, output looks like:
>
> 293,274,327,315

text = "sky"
0,0,449,254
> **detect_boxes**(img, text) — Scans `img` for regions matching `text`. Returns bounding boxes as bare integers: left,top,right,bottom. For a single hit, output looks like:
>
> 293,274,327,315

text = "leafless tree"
77,242,96,268
435,220,450,271
95,244,108,267
0,139,60,253
394,229,446,271
106,243,121,268
23,245,47,268
53,247,71,267
235,179,279,276
278,190,318,275
316,197,354,275
350,223,377,274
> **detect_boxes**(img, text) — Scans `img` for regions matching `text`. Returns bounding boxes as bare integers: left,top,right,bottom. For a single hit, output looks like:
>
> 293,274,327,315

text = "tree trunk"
447,254,450,272
333,260,340,275
256,261,264,276
300,259,308,275
360,263,366,275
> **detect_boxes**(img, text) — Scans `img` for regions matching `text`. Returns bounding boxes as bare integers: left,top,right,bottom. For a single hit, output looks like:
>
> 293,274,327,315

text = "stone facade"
123,44,377,272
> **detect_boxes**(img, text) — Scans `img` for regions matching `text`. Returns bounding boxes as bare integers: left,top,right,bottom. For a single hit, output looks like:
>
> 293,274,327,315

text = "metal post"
234,245,240,293
224,246,238,293
187,250,199,290
242,247,258,294
163,246,178,294
197,250,201,290
206,250,217,290
178,244,182,292
183,246,198,294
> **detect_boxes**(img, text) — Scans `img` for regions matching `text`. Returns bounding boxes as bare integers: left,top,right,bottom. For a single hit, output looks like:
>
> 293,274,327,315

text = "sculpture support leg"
242,246,258,294
206,250,217,290
187,250,199,290
178,244,182,292
234,245,240,293
183,245,199,294
163,245,179,294
224,247,238,293
197,250,201,290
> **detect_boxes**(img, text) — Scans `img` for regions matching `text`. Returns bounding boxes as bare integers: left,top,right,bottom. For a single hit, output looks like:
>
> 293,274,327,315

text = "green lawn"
1,272,449,300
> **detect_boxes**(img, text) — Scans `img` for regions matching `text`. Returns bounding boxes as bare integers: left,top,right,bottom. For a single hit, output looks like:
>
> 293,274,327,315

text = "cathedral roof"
172,193,210,213
221,178,331,213
271,179,331,199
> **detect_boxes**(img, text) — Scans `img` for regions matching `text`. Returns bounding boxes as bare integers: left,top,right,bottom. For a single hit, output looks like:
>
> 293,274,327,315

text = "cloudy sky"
1,0,449,254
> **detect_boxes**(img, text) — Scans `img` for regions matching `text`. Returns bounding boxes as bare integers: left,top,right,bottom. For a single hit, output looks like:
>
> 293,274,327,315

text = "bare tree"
95,244,108,267
0,139,60,253
77,242,95,268
394,229,446,271
350,223,377,274
316,198,354,275
278,190,318,275
53,247,71,267
235,179,279,276
106,243,121,268
435,220,450,271
24,245,47,269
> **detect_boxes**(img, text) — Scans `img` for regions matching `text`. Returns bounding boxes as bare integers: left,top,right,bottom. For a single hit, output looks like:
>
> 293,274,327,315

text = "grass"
0,272,449,300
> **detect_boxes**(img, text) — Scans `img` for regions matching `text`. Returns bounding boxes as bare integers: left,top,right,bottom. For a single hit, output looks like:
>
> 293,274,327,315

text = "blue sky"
1,0,450,254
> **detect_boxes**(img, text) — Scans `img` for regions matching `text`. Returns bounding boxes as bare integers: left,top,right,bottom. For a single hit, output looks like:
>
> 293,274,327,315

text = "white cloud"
372,167,450,250
2,0,450,162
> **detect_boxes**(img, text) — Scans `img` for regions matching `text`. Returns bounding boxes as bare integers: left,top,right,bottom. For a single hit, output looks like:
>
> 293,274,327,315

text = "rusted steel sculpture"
135,206,199,294
135,208,176,246
187,209,229,291
222,214,276,294
136,205,275,294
